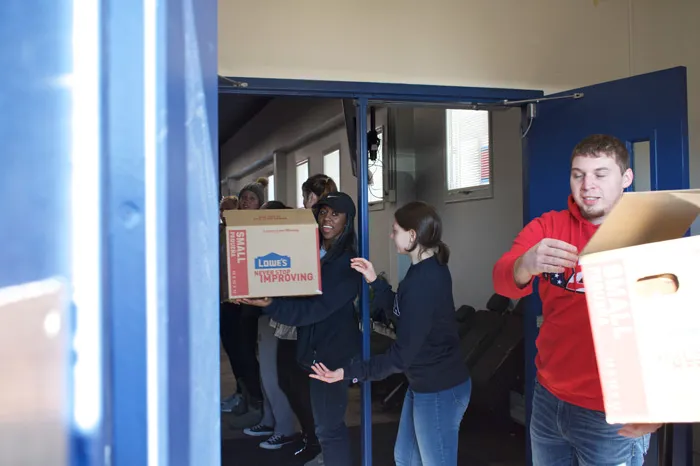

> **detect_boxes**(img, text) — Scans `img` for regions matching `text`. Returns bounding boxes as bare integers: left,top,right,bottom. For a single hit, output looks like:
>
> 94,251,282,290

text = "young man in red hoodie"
493,134,662,465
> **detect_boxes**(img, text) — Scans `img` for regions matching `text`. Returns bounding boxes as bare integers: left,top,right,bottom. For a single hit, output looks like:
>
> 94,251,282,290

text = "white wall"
411,108,523,308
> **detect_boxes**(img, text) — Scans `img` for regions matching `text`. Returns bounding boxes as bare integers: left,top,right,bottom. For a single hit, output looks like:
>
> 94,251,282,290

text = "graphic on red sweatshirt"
493,195,604,412
543,263,585,293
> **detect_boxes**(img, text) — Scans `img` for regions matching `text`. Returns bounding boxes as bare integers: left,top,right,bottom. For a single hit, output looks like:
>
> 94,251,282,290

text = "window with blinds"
368,129,384,204
445,109,491,192
323,149,341,191
296,160,309,208
267,173,275,201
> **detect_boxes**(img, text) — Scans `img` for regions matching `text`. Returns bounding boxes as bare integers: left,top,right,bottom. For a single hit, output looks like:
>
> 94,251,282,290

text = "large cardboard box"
223,209,322,299
579,189,700,424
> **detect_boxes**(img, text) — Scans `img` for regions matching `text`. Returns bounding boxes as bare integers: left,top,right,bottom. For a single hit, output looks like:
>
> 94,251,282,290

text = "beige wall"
219,0,699,217
219,0,631,89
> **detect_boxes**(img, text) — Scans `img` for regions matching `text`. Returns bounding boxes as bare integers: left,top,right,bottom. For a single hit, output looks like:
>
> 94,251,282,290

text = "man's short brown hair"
571,134,630,174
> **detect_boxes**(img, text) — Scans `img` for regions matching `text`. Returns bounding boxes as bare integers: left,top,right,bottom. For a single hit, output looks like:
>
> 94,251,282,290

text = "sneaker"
287,437,307,456
295,439,323,464
259,433,296,450
221,393,245,414
243,424,274,437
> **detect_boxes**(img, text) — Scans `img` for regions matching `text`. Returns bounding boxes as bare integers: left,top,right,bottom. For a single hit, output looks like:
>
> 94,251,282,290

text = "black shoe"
243,424,274,437
290,437,307,456
294,439,322,463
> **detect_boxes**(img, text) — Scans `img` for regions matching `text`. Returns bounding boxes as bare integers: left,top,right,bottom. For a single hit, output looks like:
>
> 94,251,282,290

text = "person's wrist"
513,256,534,288
514,256,526,275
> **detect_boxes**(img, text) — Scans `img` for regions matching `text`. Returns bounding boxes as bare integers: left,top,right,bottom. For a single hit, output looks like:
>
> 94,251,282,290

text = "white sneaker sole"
259,440,294,450
244,430,274,437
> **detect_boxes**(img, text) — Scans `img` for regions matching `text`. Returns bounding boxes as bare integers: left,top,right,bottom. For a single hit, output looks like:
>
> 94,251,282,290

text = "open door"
521,66,691,466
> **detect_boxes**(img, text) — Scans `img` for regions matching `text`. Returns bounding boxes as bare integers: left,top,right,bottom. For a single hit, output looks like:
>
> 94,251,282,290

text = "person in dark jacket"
219,195,245,409
223,178,268,428
237,192,361,466
310,201,471,466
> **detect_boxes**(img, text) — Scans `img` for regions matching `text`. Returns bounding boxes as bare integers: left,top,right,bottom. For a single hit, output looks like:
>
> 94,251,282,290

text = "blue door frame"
219,78,543,466
2,3,79,466
102,0,220,465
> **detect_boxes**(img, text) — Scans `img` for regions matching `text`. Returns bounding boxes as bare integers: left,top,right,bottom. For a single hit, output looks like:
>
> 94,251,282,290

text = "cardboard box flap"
581,190,700,256
223,208,317,227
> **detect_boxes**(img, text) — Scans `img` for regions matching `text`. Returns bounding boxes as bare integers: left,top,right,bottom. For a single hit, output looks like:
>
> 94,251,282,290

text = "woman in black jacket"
238,192,361,466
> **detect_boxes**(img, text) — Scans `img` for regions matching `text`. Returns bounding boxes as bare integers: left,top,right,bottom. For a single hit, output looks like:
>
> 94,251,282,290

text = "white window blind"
446,110,490,191
323,149,341,190
296,160,309,208
368,130,384,204
267,174,275,201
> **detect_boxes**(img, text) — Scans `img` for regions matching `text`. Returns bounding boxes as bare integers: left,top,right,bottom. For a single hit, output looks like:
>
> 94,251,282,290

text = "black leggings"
219,302,262,402
277,338,317,444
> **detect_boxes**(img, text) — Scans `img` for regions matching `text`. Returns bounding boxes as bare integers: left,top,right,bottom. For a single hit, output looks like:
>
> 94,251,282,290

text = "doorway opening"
217,88,537,466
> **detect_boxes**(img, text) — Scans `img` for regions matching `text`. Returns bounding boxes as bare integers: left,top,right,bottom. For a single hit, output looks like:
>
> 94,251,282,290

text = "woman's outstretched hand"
309,362,344,384
350,257,377,283
234,297,273,307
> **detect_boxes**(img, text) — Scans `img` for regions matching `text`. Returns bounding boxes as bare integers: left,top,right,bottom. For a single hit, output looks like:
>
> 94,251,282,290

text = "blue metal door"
1,3,76,466
522,66,690,466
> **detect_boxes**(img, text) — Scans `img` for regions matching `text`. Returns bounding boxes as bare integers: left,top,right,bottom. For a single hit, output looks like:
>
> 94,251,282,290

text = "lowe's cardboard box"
223,209,322,299
579,189,700,424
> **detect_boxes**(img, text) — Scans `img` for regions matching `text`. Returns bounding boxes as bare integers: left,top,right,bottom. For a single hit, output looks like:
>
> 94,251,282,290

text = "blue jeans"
395,379,471,466
531,380,650,465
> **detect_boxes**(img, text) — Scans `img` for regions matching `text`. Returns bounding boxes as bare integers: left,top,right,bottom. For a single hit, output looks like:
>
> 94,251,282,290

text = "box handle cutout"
634,273,679,297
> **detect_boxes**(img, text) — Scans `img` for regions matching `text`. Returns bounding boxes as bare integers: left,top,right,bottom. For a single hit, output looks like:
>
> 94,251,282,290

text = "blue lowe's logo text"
254,253,291,270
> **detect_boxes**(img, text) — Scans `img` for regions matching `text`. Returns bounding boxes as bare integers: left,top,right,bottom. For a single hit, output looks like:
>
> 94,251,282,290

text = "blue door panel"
525,66,689,220
0,3,72,289
522,66,690,466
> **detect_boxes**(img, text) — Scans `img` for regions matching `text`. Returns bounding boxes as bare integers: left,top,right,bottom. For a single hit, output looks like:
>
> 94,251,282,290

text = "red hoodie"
493,195,604,411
